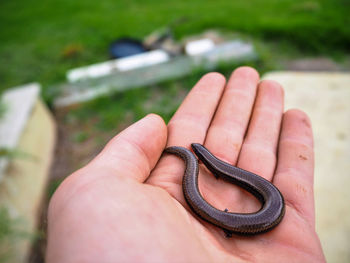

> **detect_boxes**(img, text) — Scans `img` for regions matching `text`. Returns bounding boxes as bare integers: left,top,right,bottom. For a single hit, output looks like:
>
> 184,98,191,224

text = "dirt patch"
50,108,130,180
283,57,342,71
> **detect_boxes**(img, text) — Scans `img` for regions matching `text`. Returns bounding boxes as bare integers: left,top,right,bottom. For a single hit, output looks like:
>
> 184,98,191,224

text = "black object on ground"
109,38,147,58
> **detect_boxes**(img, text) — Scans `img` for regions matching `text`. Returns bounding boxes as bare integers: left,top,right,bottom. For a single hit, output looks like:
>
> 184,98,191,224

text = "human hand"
46,67,325,262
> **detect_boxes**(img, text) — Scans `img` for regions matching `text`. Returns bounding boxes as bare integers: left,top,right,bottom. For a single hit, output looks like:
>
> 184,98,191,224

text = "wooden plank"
53,41,257,107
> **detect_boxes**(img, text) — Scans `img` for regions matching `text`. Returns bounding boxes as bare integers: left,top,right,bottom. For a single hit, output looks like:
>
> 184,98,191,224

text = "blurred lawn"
0,0,349,91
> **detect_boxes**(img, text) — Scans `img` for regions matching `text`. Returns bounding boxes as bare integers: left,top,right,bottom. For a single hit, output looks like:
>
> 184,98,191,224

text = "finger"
194,67,260,213
167,72,226,147
147,73,226,195
87,114,167,183
204,66,260,163
273,109,315,226
238,80,284,180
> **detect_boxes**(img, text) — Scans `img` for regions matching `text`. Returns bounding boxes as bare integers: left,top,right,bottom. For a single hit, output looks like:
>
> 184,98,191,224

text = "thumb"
89,113,167,182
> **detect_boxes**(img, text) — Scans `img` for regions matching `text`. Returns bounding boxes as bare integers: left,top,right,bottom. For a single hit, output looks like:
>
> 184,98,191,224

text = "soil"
283,57,344,71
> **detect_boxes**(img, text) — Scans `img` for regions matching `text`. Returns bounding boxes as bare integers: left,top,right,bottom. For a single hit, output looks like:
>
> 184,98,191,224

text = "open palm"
47,67,325,262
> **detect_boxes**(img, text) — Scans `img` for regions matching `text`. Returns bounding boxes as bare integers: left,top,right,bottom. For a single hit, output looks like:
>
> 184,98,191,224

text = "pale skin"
46,67,325,262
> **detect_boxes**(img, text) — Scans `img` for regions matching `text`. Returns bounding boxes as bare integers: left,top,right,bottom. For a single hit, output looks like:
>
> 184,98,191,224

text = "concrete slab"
0,83,40,181
263,72,350,263
67,50,170,82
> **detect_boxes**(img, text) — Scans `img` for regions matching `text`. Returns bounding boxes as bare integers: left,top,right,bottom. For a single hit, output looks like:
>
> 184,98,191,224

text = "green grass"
0,207,35,261
0,207,15,261
64,74,196,130
0,0,349,92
